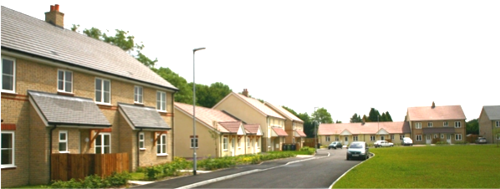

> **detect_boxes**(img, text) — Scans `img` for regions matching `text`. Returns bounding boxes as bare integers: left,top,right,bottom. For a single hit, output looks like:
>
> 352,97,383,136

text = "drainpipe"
48,125,57,181
136,128,143,170
171,92,176,158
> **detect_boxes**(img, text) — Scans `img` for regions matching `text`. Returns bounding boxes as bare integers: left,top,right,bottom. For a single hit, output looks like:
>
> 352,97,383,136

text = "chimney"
242,89,249,97
431,101,435,109
45,4,64,28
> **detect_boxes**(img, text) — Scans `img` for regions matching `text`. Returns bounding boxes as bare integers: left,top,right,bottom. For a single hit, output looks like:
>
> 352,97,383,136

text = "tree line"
350,108,393,123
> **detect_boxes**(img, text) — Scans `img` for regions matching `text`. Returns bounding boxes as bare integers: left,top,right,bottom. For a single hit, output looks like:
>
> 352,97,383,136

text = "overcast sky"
2,0,499,122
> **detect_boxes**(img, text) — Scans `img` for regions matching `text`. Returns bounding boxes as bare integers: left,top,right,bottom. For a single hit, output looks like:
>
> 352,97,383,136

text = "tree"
298,113,314,137
368,108,380,122
312,108,333,124
153,67,192,104
385,111,393,122
282,106,299,118
380,112,387,121
466,119,479,135
362,115,370,122
336,120,342,123
191,82,232,108
350,113,362,123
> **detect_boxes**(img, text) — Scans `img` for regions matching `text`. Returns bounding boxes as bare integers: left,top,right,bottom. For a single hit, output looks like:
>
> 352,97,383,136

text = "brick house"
265,102,306,149
318,122,411,146
174,102,262,158
478,105,500,143
1,5,178,187
213,89,287,152
406,102,466,144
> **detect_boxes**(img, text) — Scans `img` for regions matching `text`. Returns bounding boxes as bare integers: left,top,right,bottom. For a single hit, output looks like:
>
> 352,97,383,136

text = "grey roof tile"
29,91,111,127
1,6,177,91
118,103,170,129
483,105,500,120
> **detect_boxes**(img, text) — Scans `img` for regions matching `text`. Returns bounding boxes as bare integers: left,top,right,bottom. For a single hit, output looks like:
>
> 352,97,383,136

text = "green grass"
333,145,500,188
130,172,145,180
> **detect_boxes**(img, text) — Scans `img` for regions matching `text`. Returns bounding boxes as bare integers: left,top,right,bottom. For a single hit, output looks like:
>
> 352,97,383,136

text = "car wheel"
346,156,350,160
366,155,369,160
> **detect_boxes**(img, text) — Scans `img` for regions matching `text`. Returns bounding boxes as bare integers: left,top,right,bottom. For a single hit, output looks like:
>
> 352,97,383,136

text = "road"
194,148,363,188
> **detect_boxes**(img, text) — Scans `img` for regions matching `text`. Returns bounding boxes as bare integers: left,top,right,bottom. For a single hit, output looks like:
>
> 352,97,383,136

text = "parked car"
401,137,413,146
346,142,369,160
476,137,487,144
328,141,343,149
374,140,394,148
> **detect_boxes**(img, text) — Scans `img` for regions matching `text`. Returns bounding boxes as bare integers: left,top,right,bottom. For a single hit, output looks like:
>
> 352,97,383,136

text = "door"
426,135,431,144
447,134,451,143
231,138,235,156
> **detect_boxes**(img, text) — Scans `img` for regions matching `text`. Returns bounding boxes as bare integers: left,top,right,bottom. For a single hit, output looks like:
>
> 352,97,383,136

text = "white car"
402,137,413,146
374,140,394,148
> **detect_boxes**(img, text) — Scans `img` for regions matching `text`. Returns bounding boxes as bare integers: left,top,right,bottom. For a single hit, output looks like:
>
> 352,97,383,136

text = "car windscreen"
349,143,363,149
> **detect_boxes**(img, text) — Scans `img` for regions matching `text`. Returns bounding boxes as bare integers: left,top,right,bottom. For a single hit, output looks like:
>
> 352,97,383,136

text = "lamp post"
192,47,205,176
314,107,319,153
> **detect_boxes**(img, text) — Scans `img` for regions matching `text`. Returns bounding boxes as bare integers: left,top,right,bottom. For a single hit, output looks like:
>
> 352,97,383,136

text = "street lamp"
192,47,205,176
314,107,319,153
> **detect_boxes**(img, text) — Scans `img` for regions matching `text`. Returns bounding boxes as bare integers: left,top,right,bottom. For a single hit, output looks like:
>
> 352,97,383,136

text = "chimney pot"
242,89,249,97
50,5,55,11
432,101,436,108
55,4,59,11
45,4,64,28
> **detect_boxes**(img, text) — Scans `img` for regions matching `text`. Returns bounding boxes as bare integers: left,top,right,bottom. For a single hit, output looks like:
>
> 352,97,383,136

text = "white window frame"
441,134,444,139
157,134,167,156
455,134,462,141
381,136,385,140
257,137,261,149
434,134,438,139
59,130,69,153
496,121,499,127
237,137,241,149
190,136,198,148
138,132,145,150
57,69,73,93
223,137,228,151
454,121,462,128
391,134,395,140
370,135,375,141
443,121,449,127
246,137,250,148
416,135,422,141
400,134,405,140
292,137,296,143
1,131,15,168
156,91,167,112
415,122,422,129
353,135,358,141
1,57,16,93
134,86,143,104
95,133,111,154
428,122,433,127
344,136,348,142
325,136,330,142
95,78,111,104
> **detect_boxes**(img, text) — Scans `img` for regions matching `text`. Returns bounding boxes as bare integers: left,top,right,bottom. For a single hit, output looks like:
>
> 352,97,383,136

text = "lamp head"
193,47,206,52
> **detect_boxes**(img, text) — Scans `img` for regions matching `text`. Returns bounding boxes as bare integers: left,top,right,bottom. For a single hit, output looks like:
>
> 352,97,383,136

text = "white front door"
426,135,431,144
447,134,451,143
231,138,235,156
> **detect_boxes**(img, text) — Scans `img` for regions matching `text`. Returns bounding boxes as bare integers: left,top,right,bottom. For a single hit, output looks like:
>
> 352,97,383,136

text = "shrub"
50,172,130,188
50,178,82,188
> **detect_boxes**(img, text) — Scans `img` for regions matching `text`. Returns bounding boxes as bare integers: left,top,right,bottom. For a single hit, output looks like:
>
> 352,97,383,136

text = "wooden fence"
51,153,129,181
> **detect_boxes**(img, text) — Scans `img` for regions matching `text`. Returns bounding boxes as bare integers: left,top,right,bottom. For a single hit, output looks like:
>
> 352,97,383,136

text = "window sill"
223,149,228,151
1,165,17,170
157,110,168,113
134,102,144,106
96,102,112,106
190,147,199,149
157,154,168,157
139,148,146,151
1,91,17,95
59,151,70,154
57,91,74,96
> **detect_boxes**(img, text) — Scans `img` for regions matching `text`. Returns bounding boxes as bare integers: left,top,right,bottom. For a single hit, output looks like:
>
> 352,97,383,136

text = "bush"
299,147,315,155
50,172,130,188
143,157,192,180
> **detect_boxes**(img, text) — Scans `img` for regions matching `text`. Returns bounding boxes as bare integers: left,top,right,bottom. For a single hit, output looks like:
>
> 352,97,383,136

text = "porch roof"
118,103,170,130
244,124,262,135
28,90,111,127
295,130,307,137
422,127,456,134
271,127,288,137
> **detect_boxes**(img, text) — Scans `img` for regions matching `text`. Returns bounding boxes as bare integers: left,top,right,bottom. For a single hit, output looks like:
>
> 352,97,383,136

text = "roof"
483,105,500,120
265,102,303,123
244,124,261,135
28,90,110,127
422,127,456,134
318,122,410,135
407,105,466,121
296,130,307,137
233,93,285,119
175,102,237,133
118,103,170,130
1,6,177,91
271,127,288,136
218,121,243,133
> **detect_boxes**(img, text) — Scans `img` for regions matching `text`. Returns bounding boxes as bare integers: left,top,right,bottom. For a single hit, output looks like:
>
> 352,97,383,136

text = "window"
237,137,241,148
353,135,358,141
381,136,385,140
370,135,375,141
134,86,143,104
247,137,250,147
57,70,72,93
443,121,449,127
190,136,198,148
434,134,438,139
344,136,348,142
157,134,167,155
139,132,145,150
428,122,433,127
157,91,166,111
95,133,111,154
95,78,110,104
496,121,499,127
416,135,422,141
497,134,500,140
59,131,68,153
391,134,394,140
454,121,462,128
292,138,295,143
400,134,405,140
1,131,15,168
455,134,462,141
441,134,444,139
415,122,422,129
223,137,228,151
2,57,15,92
257,138,261,149
335,136,339,141
326,136,330,142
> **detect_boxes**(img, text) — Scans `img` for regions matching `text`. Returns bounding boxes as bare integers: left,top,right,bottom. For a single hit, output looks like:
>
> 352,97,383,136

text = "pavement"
131,155,316,189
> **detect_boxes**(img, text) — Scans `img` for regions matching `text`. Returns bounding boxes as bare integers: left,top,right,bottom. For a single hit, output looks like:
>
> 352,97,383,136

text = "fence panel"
51,153,128,181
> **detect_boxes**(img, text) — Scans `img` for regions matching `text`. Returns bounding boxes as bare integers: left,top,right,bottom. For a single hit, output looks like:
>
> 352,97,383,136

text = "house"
265,102,306,149
174,102,262,158
317,122,410,146
213,89,287,152
1,5,177,187
406,102,466,144
478,105,500,143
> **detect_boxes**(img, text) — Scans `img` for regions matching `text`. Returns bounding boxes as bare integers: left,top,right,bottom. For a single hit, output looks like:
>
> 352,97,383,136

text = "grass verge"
333,145,500,188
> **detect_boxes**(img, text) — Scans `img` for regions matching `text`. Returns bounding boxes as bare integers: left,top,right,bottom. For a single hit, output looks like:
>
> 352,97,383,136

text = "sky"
2,0,499,123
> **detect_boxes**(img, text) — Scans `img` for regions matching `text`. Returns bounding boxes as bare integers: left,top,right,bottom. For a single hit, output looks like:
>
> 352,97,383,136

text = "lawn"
333,145,500,188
